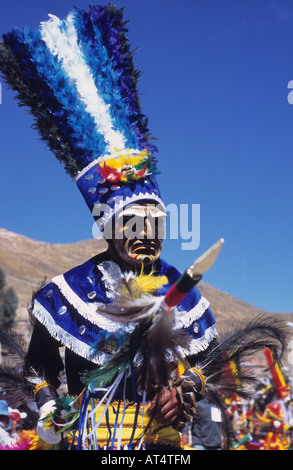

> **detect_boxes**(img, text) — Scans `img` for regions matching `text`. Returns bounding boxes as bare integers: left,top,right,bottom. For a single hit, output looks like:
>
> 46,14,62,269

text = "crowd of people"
227,381,293,450
1,371,292,451
0,399,41,450
182,372,293,451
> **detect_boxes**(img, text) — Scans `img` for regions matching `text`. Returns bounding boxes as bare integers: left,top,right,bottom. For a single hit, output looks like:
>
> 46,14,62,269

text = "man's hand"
148,388,181,426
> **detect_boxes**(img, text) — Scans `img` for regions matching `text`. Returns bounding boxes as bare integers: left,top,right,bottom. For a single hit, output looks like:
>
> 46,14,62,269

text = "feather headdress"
0,4,164,232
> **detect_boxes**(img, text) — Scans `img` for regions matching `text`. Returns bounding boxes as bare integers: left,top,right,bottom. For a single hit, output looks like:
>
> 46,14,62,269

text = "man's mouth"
126,239,160,262
131,239,157,255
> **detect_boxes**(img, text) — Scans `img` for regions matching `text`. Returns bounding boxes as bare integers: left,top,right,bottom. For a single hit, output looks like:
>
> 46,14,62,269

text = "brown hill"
0,228,106,325
0,228,292,338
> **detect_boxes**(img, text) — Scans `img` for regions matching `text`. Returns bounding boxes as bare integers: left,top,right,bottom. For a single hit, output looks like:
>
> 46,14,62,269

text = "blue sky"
0,0,293,313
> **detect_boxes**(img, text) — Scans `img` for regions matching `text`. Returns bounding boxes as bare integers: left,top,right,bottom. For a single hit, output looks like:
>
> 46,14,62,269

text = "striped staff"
164,238,224,308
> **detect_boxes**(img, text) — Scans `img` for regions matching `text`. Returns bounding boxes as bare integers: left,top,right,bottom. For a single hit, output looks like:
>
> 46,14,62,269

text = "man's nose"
137,216,155,239
144,217,153,238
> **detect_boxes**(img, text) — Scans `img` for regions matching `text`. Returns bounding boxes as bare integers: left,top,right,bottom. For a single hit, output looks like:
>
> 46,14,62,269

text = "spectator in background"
0,400,19,447
8,407,27,439
182,395,224,450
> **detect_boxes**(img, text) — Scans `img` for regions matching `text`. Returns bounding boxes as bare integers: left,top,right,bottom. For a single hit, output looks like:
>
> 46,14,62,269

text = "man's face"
110,202,166,268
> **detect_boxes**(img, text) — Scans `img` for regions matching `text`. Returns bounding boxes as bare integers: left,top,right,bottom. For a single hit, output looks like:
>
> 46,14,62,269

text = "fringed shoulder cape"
27,251,217,396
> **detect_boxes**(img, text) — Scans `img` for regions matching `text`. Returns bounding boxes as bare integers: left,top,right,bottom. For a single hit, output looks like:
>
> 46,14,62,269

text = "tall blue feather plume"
73,7,140,151
0,4,158,178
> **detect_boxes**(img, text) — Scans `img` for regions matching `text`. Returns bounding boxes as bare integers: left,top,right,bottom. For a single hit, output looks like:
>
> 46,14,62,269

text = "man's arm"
26,320,64,407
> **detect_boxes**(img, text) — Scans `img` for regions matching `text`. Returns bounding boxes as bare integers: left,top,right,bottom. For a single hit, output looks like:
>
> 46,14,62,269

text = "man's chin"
123,253,154,267
134,253,156,264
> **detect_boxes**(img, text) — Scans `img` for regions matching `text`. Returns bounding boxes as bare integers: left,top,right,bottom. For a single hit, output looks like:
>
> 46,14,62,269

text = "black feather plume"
90,274,190,394
0,329,29,365
136,306,189,394
196,314,288,448
201,313,287,379
0,41,80,177
0,329,40,407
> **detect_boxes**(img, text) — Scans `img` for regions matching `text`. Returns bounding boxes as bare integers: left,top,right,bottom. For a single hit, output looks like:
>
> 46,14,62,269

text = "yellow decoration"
176,360,186,376
33,380,50,398
191,367,206,391
28,432,53,450
144,418,181,448
75,399,181,449
93,399,148,447
99,149,150,181
132,271,168,296
120,270,168,299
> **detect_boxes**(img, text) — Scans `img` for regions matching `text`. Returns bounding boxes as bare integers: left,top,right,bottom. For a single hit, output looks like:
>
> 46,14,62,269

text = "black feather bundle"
201,313,287,389
0,329,40,407
84,273,190,394
196,313,288,448
0,41,80,177
135,306,189,394
82,304,189,396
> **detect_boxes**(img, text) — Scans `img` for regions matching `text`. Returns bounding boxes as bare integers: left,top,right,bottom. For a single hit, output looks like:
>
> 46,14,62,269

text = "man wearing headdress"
0,4,286,451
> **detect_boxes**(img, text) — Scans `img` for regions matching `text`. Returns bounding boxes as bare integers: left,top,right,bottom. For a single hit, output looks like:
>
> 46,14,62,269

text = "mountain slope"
0,228,106,323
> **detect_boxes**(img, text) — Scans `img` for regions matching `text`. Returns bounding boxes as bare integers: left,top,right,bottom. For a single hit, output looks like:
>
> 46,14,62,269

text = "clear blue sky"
0,0,293,313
